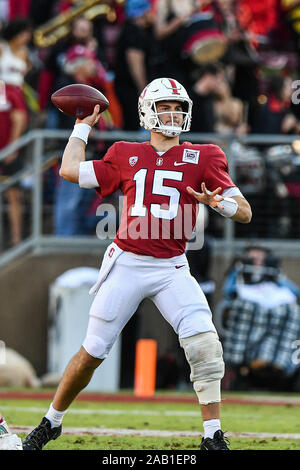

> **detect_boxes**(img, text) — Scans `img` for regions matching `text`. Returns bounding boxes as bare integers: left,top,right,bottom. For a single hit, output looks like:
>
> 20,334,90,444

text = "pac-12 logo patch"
129,156,138,166
156,157,164,166
182,149,200,164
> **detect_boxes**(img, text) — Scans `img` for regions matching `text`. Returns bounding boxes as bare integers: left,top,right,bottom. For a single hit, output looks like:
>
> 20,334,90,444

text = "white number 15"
131,169,183,220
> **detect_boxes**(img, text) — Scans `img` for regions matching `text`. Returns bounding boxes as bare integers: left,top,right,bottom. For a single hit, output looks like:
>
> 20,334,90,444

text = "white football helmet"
138,78,193,137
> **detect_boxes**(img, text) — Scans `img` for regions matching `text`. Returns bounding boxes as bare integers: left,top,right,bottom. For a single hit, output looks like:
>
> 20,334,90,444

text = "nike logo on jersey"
175,265,185,269
174,162,187,166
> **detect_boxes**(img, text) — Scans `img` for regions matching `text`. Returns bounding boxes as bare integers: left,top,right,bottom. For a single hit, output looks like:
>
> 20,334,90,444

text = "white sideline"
1,405,201,417
10,426,300,440
0,405,260,418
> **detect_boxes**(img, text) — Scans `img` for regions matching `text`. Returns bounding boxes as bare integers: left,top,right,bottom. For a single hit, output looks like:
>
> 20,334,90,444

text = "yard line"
10,425,300,440
0,405,201,417
0,405,261,419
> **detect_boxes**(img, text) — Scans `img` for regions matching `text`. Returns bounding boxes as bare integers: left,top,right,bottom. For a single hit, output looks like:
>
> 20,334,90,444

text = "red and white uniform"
79,141,240,360
0,83,28,150
80,141,235,258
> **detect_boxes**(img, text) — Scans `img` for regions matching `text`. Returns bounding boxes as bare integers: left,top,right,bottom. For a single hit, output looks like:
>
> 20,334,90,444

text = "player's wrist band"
69,123,91,145
212,197,238,218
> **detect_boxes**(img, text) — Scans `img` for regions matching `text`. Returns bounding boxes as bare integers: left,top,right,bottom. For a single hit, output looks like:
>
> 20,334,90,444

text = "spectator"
0,82,28,246
189,64,223,133
250,74,299,134
38,15,105,113
224,246,300,301
213,72,248,134
0,17,31,246
53,45,111,236
114,0,159,130
61,44,107,97
57,43,114,144
154,0,223,82
213,0,259,107
237,0,278,48
222,246,300,391
154,0,199,82
0,17,32,88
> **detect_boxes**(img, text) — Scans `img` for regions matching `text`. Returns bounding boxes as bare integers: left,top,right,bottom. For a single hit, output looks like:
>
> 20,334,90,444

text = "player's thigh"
83,263,143,359
152,268,216,339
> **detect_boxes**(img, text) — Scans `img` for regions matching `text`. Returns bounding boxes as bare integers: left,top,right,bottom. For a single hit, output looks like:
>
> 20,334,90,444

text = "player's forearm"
231,196,252,223
60,108,99,183
59,138,86,183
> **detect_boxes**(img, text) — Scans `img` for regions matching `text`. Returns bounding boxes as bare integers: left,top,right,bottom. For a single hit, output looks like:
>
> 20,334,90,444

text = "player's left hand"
186,182,224,209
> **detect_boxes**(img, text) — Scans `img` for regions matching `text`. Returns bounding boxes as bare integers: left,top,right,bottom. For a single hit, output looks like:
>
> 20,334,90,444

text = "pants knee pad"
82,334,109,360
180,332,225,404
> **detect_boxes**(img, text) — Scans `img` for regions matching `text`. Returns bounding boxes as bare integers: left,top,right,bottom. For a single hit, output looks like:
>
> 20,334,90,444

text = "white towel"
237,282,297,309
0,434,23,450
89,242,123,295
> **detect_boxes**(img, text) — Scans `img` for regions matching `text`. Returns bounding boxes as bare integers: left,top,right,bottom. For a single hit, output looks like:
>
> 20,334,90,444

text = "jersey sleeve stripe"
79,161,99,188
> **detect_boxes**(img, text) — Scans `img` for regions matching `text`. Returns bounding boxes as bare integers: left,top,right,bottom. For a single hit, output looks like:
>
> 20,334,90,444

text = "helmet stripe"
168,78,180,95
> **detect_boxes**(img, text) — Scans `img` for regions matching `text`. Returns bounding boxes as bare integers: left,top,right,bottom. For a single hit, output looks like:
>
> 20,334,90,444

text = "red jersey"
0,84,28,150
92,141,235,258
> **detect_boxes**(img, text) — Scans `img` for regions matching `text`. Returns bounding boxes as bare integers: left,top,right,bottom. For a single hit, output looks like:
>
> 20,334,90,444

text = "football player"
23,78,251,451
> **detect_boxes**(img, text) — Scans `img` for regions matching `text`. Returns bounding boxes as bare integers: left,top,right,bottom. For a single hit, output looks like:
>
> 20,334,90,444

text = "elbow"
234,208,252,224
59,166,75,183
59,166,68,181
242,208,252,224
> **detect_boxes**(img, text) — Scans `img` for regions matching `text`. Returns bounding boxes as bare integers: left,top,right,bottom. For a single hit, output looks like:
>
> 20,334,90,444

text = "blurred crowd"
1,0,300,245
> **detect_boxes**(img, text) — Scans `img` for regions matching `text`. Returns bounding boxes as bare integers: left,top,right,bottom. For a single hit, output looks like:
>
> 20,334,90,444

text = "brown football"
51,84,109,119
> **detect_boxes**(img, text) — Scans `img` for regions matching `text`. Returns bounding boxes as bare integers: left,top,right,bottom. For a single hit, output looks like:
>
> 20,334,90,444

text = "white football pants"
82,244,216,359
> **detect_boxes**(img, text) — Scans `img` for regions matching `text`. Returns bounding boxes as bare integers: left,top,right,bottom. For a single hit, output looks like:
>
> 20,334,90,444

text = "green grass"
2,393,300,450
14,435,300,450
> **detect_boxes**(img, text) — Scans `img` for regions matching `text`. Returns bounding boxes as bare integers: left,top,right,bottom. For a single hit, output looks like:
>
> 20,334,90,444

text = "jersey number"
131,169,183,220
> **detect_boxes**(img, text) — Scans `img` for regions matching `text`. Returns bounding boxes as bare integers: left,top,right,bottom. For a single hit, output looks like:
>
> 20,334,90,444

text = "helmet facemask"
138,78,193,137
152,100,191,137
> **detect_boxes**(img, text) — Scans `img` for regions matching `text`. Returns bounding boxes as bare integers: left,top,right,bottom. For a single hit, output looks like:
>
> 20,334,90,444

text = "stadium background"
1,0,300,397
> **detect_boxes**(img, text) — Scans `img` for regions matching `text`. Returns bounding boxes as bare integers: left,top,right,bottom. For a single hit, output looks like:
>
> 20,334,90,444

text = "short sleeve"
204,145,235,192
79,143,120,196
93,143,121,197
124,22,148,51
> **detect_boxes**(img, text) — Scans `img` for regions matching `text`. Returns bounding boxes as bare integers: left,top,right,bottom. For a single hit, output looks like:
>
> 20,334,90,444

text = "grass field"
1,390,300,451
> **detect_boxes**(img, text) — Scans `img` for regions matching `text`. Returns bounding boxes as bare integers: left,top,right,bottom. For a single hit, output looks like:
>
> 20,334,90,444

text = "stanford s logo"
129,156,138,166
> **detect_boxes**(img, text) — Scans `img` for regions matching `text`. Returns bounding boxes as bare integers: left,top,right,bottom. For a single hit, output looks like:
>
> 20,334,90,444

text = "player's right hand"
75,104,101,127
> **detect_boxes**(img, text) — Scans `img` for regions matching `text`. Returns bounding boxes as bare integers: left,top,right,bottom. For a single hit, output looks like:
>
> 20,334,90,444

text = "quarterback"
23,78,251,451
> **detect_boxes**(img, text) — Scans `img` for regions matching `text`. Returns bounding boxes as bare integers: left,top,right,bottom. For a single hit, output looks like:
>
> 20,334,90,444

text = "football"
51,84,109,119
